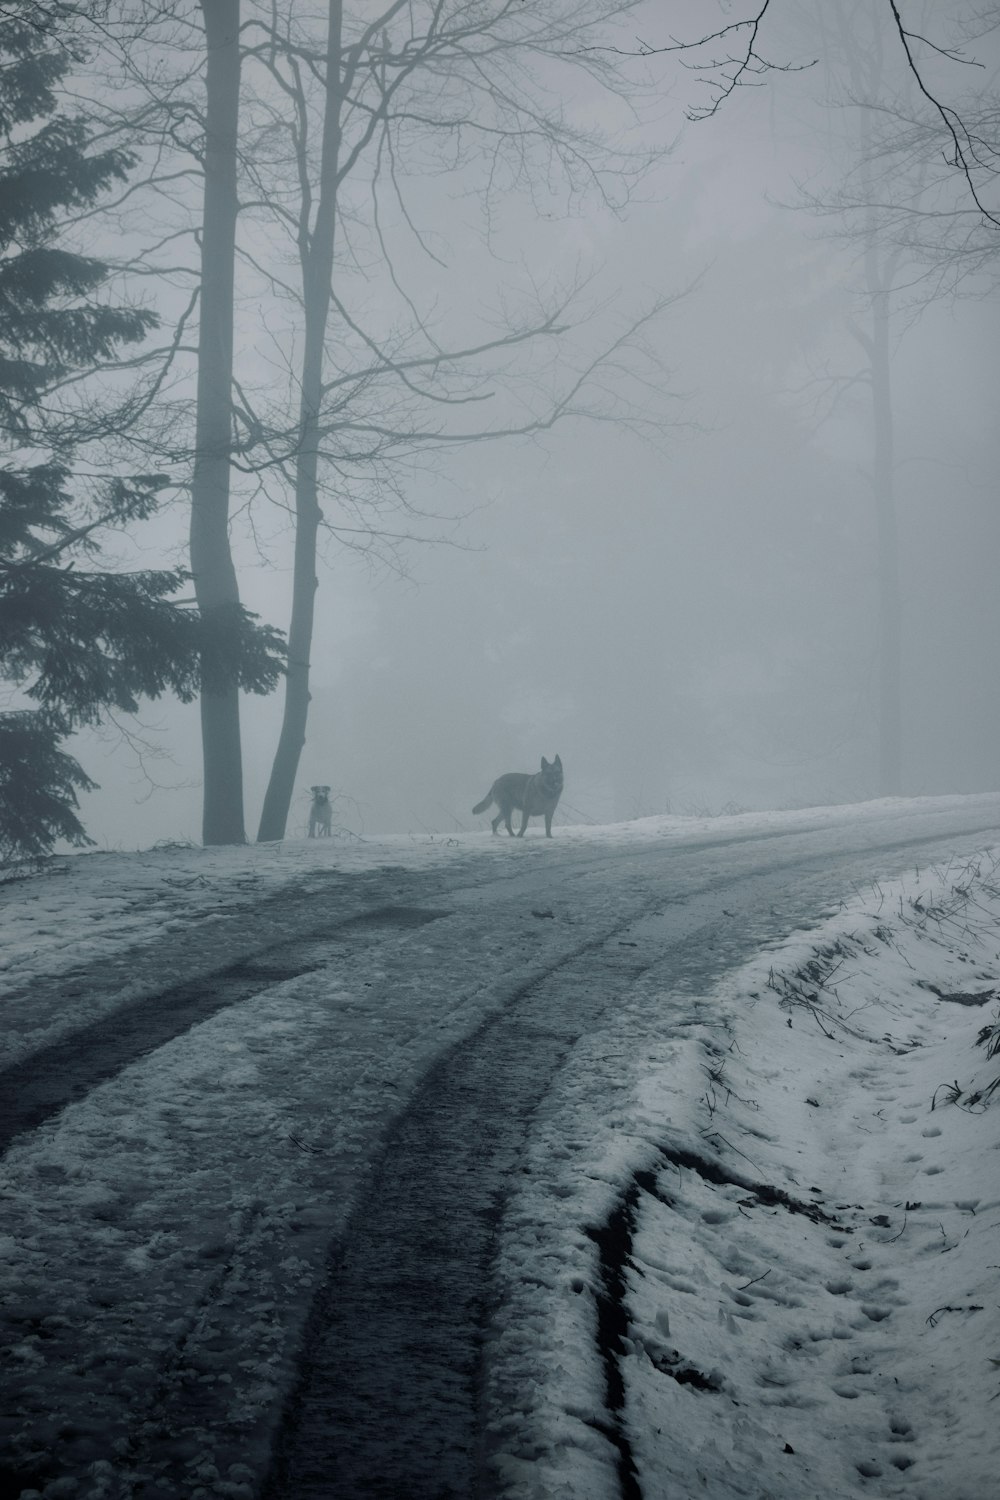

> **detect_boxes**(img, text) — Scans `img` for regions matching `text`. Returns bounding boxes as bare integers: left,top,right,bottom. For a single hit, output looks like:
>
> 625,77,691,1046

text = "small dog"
308,785,332,837
473,755,563,837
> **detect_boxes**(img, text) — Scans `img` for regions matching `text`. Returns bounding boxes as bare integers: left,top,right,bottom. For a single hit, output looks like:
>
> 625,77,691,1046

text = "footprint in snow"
860,1304,894,1323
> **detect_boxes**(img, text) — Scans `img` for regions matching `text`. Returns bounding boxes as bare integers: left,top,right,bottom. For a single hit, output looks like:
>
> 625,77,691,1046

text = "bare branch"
885,0,1000,229
582,1,817,120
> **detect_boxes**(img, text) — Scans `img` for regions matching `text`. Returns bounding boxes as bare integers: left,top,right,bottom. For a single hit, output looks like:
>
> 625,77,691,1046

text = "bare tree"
806,3,910,796
786,3,998,793
228,1,673,843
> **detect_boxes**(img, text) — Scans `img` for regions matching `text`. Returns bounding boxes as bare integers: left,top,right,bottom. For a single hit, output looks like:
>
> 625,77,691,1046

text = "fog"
67,1,1000,849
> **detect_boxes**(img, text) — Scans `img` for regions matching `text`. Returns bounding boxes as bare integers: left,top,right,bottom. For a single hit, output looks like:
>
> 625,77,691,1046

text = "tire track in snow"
5,813,994,1158
263,825,1000,1500
262,892,736,1500
0,835,788,1157
0,868,456,1154
0,839,677,1146
584,1145,848,1500
0,841,666,1155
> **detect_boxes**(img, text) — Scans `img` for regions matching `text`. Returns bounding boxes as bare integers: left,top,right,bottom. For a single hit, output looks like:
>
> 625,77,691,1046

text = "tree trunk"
841,2,902,800
256,0,344,842
191,0,245,845
869,275,901,797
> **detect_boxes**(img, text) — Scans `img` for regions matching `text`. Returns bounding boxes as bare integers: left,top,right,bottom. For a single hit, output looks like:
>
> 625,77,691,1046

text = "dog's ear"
541,756,549,769
321,786,330,795
554,754,562,768
310,785,321,795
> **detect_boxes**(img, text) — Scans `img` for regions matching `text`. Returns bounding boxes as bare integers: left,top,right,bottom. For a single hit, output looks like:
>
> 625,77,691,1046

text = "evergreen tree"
0,7,283,864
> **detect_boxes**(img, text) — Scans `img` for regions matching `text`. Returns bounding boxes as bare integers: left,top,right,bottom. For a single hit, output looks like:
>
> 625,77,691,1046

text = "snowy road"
2,795,1000,1499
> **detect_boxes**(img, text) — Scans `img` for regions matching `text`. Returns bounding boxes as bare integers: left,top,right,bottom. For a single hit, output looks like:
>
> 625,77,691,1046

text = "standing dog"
308,785,333,837
473,755,563,837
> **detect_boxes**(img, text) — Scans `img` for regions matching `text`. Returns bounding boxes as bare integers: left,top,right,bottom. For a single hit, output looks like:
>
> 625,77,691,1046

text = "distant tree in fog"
803,3,912,797
618,0,998,798
0,5,282,861
790,2,998,793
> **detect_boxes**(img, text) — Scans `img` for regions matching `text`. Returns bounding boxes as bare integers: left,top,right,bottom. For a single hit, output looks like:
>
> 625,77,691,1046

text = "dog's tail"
472,789,494,815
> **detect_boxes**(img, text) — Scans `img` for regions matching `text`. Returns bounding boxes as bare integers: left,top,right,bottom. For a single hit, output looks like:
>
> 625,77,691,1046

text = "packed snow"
1,797,998,1499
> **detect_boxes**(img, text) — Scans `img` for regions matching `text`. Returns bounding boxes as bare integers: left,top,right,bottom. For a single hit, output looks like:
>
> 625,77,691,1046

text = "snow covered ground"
1,797,999,1499
487,844,1000,1499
